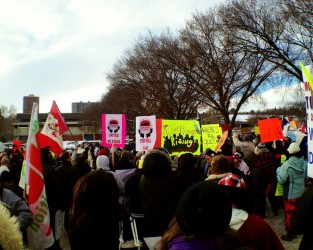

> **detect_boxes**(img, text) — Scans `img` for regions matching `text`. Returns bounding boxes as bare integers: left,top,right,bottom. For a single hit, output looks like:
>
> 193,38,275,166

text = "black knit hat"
205,149,216,157
176,181,232,239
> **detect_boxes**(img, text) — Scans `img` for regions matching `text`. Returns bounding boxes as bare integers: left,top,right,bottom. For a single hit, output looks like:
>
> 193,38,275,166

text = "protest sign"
136,115,156,151
201,124,222,152
258,118,284,143
102,114,126,148
214,130,228,153
161,120,201,156
300,63,313,177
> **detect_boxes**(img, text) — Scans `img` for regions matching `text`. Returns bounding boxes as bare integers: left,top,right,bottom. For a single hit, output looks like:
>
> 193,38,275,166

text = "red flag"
25,102,54,248
38,101,68,156
300,122,306,134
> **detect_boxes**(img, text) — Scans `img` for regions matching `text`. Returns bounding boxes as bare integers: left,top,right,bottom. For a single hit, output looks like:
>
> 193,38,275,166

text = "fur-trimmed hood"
0,202,24,250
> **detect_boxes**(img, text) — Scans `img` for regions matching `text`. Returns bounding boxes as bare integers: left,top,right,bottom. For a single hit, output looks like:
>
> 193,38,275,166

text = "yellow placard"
161,120,201,156
254,126,260,135
201,124,222,152
300,62,313,90
275,183,284,196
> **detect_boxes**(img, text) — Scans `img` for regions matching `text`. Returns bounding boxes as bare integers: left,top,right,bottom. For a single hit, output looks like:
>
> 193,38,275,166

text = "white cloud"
241,84,301,112
0,0,222,113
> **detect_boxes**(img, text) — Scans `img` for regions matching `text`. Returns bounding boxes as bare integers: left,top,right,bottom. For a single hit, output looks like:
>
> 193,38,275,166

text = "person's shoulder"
2,187,16,197
1,188,21,204
245,214,266,224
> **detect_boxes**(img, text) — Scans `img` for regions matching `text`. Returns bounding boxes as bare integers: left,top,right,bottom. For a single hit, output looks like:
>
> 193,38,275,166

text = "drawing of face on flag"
136,115,156,151
102,114,126,148
43,113,61,138
37,101,68,156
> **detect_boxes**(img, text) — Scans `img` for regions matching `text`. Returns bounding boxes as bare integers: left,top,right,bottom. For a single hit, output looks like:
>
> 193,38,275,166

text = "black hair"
142,150,172,180
176,181,232,239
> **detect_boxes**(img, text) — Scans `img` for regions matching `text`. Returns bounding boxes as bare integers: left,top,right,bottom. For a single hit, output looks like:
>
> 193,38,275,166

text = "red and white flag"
38,101,68,156
300,122,307,134
25,102,55,249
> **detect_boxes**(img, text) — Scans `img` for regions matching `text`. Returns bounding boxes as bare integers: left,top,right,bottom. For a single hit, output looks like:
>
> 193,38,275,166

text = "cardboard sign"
161,120,201,156
102,114,126,148
214,130,229,153
254,126,260,135
136,115,156,152
258,118,284,143
201,124,222,152
301,63,313,178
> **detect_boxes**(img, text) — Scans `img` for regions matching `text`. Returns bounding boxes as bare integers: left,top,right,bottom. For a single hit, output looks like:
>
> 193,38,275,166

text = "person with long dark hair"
69,170,120,250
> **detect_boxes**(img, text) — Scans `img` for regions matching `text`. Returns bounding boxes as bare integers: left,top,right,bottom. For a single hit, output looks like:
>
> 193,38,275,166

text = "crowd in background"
0,132,312,250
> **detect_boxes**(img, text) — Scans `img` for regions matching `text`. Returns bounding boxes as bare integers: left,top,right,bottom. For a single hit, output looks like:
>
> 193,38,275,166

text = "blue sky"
0,0,290,114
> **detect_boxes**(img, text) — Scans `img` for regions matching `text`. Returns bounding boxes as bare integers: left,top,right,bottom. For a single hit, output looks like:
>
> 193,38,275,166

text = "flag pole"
67,127,76,142
111,144,115,169
53,100,76,142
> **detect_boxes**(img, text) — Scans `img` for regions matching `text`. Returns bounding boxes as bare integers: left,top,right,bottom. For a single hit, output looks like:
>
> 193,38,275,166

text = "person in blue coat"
276,142,307,241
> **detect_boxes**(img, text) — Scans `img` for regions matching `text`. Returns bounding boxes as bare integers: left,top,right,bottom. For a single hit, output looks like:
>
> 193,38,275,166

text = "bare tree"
107,31,202,120
219,0,313,81
99,0,309,131
147,10,279,128
0,105,17,142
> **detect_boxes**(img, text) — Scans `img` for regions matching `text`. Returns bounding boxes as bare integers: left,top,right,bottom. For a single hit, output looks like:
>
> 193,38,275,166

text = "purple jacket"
168,237,222,250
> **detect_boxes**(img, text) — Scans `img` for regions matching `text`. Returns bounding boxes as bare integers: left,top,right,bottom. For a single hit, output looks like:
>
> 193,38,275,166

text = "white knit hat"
287,142,300,154
96,155,110,170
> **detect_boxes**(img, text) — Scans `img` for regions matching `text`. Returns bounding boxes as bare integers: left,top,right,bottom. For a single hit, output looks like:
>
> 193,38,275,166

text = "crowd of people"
0,132,312,250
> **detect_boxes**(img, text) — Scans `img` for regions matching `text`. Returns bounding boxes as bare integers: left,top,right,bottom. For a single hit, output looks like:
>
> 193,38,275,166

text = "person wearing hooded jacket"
0,186,33,232
139,150,183,237
158,181,250,250
55,151,80,231
0,183,33,247
96,155,124,192
218,174,284,250
232,133,255,161
276,142,307,241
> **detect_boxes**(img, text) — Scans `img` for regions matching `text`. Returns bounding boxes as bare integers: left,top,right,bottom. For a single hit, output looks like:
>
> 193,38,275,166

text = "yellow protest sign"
254,126,260,135
300,62,313,90
275,183,284,196
201,124,222,152
161,120,201,156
